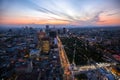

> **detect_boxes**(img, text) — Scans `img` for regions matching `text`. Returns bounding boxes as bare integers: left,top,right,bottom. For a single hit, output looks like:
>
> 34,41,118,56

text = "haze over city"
0,0,120,27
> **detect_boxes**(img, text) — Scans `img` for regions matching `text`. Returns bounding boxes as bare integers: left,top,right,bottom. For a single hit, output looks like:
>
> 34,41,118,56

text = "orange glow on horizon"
97,14,120,25
0,15,120,25
0,18,69,25
97,19,120,25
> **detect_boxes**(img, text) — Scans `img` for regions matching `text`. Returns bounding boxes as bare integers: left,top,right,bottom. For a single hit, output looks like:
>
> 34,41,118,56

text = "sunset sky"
0,0,120,26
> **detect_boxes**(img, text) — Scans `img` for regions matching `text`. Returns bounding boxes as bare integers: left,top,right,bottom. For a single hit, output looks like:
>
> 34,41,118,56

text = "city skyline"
0,0,120,27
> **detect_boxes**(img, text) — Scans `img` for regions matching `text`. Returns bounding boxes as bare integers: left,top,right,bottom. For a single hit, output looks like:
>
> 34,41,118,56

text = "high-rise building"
37,30,46,50
45,25,50,36
63,28,67,34
57,29,60,34
41,37,50,53
49,31,57,38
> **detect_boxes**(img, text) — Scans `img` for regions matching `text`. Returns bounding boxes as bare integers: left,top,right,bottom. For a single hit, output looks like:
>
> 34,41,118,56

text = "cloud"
21,0,76,21
1,0,120,26
48,16,72,22
90,11,103,22
107,12,120,16
71,11,105,25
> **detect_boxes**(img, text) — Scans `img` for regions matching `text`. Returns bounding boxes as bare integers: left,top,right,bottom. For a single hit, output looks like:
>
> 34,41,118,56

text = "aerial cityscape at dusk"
0,0,120,80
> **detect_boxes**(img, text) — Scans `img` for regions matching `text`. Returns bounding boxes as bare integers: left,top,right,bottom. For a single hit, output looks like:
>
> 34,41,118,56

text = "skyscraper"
45,25,50,36
63,28,67,34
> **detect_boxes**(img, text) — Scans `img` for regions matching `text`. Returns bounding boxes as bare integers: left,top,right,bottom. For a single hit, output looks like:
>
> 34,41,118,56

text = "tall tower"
45,25,49,36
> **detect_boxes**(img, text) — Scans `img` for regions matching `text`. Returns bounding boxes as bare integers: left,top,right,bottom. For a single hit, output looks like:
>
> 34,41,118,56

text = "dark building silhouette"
49,31,57,38
57,29,60,34
45,25,50,36
63,28,67,34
